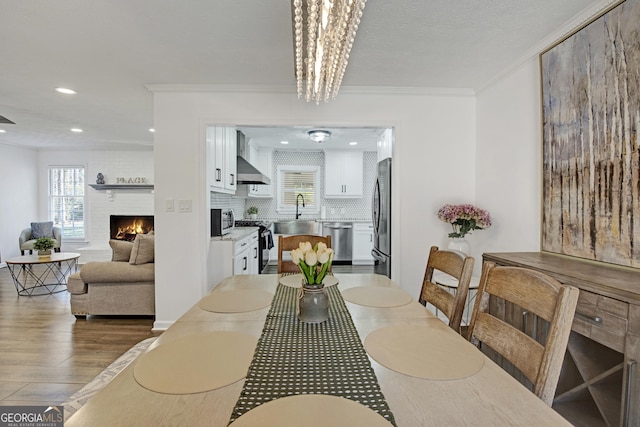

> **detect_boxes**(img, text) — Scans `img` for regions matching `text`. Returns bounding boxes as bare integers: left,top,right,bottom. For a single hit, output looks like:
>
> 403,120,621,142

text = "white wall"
152,88,477,328
476,58,542,257
0,144,38,262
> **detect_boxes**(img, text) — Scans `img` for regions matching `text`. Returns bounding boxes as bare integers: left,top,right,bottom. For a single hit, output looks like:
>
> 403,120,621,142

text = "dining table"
66,273,571,426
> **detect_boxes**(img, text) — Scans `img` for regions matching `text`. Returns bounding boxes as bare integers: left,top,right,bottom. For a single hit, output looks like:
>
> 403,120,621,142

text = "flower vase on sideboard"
447,237,470,255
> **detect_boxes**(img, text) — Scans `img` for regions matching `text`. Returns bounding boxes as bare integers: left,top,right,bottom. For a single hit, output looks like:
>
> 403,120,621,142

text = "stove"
234,220,273,273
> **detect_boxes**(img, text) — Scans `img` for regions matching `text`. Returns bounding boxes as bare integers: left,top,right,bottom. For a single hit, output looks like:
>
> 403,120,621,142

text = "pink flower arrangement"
437,204,492,238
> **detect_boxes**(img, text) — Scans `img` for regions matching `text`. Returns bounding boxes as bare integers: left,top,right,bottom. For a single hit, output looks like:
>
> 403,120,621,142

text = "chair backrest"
278,235,332,273
419,246,474,333
467,262,579,406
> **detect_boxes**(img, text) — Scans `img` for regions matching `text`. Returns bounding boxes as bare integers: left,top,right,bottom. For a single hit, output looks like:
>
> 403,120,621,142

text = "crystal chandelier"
293,0,367,104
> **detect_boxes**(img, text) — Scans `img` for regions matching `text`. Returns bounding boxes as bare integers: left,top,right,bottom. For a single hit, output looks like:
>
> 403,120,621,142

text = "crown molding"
146,84,475,98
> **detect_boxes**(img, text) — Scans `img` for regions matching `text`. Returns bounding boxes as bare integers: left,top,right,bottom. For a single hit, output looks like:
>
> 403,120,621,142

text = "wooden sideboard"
483,252,639,427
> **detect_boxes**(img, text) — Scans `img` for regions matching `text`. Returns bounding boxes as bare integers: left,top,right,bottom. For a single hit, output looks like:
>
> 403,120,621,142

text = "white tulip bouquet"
290,241,334,286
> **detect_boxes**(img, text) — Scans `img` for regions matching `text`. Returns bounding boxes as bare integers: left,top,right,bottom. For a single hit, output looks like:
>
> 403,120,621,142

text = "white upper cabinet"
207,126,237,193
324,150,363,198
248,146,273,198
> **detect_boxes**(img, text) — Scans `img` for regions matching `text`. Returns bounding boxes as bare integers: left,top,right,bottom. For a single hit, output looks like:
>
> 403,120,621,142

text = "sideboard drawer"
572,289,628,353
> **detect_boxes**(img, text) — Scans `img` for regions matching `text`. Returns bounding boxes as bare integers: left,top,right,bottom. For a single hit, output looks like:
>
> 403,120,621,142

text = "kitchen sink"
272,220,320,235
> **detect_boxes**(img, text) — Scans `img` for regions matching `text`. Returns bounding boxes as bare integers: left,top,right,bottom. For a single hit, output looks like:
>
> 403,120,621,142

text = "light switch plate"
166,199,175,212
178,200,192,213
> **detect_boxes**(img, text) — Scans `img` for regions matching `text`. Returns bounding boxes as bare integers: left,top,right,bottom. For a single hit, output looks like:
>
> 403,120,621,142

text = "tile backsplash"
210,150,378,221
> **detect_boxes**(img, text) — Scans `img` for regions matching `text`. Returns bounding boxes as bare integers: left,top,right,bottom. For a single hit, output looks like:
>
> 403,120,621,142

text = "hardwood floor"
0,265,159,407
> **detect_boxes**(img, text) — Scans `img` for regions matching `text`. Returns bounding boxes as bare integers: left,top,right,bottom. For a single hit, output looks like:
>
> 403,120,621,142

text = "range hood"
236,131,271,185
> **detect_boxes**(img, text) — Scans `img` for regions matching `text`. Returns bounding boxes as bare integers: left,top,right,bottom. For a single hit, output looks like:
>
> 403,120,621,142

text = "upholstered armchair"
19,223,62,255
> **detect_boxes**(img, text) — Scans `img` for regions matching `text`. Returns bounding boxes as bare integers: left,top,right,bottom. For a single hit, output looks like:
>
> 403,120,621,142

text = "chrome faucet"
295,193,305,219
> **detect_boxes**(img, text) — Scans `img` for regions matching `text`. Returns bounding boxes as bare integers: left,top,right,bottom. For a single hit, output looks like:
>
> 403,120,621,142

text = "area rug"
63,337,157,421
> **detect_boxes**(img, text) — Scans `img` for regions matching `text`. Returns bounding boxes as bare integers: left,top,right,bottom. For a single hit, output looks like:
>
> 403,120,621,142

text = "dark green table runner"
228,283,397,426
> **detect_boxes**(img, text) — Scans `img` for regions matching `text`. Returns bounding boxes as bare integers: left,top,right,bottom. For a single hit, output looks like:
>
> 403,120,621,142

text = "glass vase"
447,237,470,255
297,283,329,323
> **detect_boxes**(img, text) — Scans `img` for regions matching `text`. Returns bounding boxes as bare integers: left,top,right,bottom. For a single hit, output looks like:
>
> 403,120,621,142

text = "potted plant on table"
34,237,55,257
247,206,258,220
291,241,334,323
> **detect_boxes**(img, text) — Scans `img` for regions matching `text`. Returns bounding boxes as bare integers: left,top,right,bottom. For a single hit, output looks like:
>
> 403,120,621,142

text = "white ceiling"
0,0,610,151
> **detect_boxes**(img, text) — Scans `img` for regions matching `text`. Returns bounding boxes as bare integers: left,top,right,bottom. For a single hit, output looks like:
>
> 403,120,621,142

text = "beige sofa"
67,234,155,318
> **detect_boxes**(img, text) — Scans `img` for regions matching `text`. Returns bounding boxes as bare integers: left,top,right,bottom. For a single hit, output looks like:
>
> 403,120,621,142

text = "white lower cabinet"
352,222,374,265
208,230,259,292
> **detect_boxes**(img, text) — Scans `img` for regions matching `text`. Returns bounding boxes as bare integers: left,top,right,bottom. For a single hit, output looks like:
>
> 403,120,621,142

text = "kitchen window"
277,165,320,215
48,166,85,239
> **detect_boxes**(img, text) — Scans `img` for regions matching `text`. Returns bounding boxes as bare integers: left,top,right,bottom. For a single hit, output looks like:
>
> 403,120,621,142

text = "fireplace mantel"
89,184,154,190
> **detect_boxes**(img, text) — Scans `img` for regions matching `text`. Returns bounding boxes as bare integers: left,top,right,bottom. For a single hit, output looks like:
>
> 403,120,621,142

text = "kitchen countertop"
211,227,259,242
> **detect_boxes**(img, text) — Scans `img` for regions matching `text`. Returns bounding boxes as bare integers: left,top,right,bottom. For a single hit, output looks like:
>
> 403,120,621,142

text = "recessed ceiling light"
307,129,332,143
0,129,6,133
280,140,289,144
349,141,358,146
149,128,155,133
55,87,76,95
70,128,83,133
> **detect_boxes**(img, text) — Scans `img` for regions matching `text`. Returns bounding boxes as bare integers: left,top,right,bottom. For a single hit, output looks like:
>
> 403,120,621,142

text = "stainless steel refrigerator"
371,158,391,278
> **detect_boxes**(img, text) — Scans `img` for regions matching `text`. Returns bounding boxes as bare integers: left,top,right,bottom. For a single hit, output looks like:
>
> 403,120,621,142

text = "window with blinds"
277,165,320,214
48,166,85,239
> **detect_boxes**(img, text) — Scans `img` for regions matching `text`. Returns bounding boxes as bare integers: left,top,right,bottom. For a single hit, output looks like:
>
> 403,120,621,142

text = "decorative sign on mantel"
117,177,147,184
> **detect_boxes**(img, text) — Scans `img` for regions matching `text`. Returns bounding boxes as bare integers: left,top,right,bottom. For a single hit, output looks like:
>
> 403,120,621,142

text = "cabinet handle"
243,257,247,271
216,168,222,182
369,234,372,242
575,312,603,324
254,247,258,259
230,174,235,186
624,359,637,427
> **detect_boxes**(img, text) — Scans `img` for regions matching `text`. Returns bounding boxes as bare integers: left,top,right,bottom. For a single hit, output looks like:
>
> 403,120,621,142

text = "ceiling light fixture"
307,129,332,143
349,141,358,145
0,129,6,133
149,128,155,133
280,140,289,144
293,0,367,104
70,128,83,133
55,87,76,94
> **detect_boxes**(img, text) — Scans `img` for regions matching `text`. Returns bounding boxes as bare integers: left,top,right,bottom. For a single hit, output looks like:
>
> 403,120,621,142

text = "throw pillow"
129,233,155,265
109,239,134,262
31,221,54,239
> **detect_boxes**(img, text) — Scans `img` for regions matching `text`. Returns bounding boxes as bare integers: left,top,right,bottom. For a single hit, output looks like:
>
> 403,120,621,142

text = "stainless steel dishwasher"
322,222,353,262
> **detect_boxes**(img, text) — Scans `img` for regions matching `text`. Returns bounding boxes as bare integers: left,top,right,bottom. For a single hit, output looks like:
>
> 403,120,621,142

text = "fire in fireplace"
110,215,154,241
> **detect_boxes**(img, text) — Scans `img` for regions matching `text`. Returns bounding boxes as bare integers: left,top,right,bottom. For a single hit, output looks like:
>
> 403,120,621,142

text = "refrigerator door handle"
371,247,387,262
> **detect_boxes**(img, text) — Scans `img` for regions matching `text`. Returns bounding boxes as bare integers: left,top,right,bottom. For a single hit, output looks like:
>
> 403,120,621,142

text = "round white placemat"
198,289,273,313
365,324,484,380
229,394,394,427
134,331,257,394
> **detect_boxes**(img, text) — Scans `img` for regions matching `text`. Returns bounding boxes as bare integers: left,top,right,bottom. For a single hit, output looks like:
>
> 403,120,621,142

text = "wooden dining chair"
277,234,332,273
467,262,579,406
419,246,475,334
